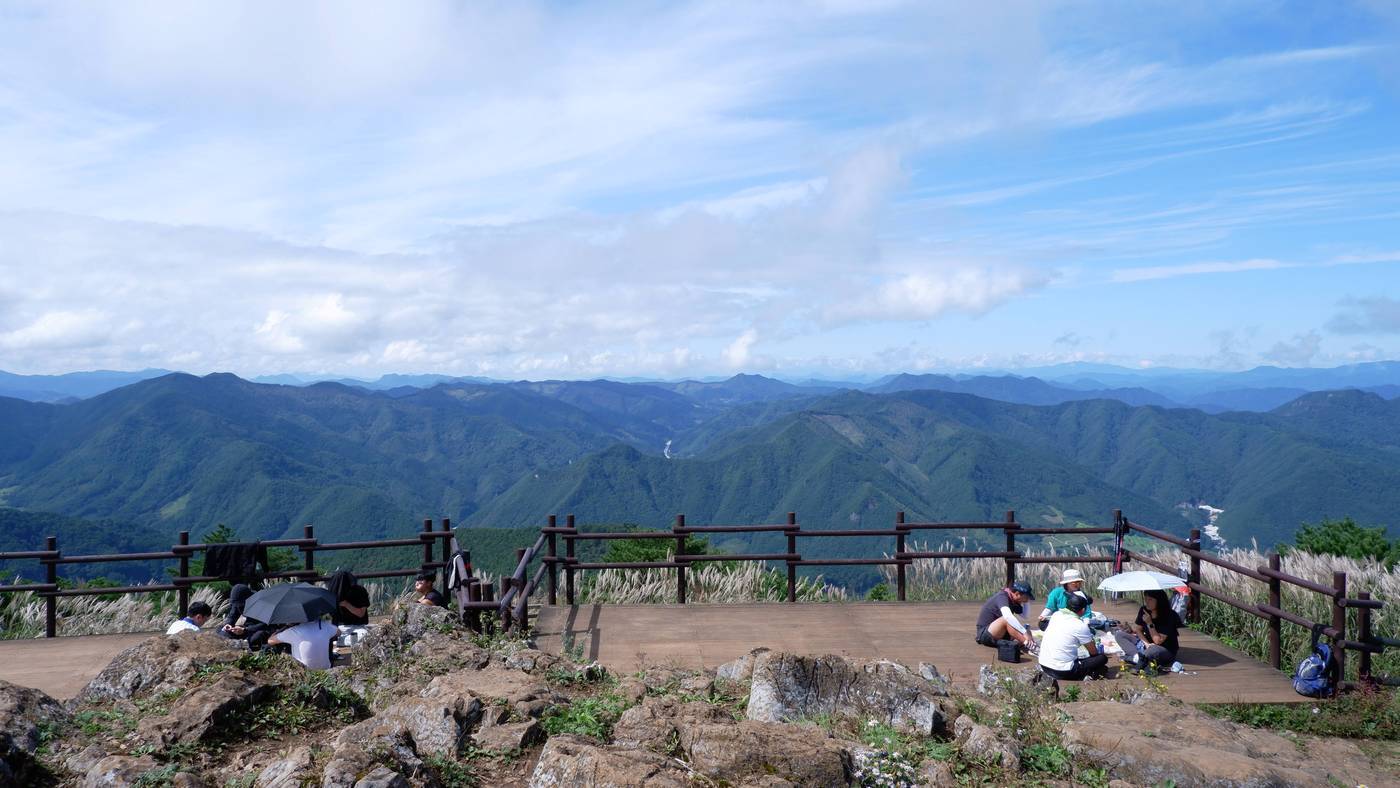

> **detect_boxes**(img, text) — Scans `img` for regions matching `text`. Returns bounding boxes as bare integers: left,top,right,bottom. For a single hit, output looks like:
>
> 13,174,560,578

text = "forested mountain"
1,372,1397,566
867,373,1178,408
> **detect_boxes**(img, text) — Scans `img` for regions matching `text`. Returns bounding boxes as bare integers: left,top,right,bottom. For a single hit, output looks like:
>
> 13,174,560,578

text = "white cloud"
0,309,110,351
1111,258,1292,283
723,329,759,368
1262,330,1323,365
825,266,1052,325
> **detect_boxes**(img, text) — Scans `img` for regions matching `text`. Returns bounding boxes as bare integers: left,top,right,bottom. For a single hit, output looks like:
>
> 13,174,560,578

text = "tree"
1292,517,1399,567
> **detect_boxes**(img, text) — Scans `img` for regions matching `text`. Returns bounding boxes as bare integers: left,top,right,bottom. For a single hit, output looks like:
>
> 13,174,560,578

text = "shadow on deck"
533,599,1306,705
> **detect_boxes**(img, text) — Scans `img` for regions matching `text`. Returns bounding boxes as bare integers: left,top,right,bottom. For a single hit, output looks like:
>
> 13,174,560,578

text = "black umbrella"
243,583,337,626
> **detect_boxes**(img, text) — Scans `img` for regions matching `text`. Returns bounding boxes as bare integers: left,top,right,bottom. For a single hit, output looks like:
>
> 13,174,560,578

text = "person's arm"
340,599,368,617
999,606,1028,635
267,632,283,645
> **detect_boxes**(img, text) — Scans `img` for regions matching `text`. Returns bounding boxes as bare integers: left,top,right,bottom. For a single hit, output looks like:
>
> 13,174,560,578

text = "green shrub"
540,694,628,740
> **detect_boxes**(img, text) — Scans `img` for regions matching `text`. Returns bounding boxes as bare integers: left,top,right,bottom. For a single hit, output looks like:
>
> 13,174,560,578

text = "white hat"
1060,569,1084,585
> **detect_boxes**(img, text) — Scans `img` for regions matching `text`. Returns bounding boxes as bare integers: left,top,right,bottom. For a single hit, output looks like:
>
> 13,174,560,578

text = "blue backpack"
1292,625,1337,698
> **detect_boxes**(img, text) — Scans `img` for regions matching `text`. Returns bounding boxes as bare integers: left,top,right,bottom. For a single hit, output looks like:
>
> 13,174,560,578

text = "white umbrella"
1097,570,1187,593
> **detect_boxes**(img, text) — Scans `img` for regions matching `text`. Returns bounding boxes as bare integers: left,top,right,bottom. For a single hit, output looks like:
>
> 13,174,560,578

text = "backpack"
997,639,1021,664
1292,624,1338,698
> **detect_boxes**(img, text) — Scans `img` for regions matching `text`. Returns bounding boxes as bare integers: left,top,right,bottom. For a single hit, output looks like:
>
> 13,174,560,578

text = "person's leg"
988,617,1032,647
1077,654,1109,679
975,626,999,648
1141,644,1173,667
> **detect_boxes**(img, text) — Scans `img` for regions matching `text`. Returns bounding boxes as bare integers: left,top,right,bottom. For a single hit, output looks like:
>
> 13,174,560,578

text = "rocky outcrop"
81,754,159,787
682,720,852,786
528,734,694,787
953,714,1019,771
136,671,273,747
254,745,317,788
0,680,66,786
78,634,242,703
975,663,1056,699
611,695,734,749
745,652,949,735
1062,697,1392,787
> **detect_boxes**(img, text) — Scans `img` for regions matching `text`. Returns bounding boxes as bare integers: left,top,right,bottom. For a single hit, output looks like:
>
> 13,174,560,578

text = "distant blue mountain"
0,369,171,402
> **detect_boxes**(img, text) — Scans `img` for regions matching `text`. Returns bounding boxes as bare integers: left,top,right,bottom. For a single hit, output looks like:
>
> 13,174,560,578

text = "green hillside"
0,508,171,583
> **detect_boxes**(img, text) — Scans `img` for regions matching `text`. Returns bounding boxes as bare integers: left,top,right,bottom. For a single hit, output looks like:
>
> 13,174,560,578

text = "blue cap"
1010,581,1034,600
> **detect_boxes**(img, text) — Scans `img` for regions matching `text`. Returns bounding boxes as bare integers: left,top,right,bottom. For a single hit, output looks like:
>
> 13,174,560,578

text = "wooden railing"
0,519,457,637
1119,513,1395,689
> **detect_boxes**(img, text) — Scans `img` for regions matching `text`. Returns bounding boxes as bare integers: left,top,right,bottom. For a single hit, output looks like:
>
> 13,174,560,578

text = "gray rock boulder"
78,634,242,703
953,714,1019,771
336,695,482,758
0,679,66,785
975,663,1056,699
473,718,544,752
746,652,948,735
353,765,410,788
81,754,159,787
681,720,852,787
1062,697,1393,787
611,695,733,750
527,734,693,787
136,671,273,747
255,745,316,788
716,648,770,684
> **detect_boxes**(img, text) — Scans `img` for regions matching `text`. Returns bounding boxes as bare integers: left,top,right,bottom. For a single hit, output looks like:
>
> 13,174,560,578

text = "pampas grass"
558,561,847,604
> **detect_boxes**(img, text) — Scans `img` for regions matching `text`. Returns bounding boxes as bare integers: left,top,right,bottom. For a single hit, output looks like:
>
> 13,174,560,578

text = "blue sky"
0,1,1397,378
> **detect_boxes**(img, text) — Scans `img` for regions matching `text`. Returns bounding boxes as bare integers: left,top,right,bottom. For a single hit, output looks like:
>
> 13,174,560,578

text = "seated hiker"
414,571,447,607
1038,593,1109,681
1038,568,1094,630
326,569,370,626
975,581,1036,653
166,601,212,634
267,616,337,670
218,584,273,646
1112,589,1183,671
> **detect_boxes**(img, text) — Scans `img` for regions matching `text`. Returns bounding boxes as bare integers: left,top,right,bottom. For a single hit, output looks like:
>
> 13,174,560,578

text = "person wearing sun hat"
1037,568,1094,630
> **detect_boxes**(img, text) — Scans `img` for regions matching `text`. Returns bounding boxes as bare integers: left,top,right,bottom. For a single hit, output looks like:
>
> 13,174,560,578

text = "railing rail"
1123,515,1392,689
1,518,457,637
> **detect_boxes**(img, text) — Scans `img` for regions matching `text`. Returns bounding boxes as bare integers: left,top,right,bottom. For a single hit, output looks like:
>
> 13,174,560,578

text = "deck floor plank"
533,600,1306,704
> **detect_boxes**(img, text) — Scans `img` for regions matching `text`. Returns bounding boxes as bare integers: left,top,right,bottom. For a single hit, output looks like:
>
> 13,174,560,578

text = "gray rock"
398,604,459,640
336,695,482,758
917,662,951,693
473,718,544,751
0,679,66,784
527,734,693,788
611,695,733,750
953,715,1019,771
1062,696,1394,787
78,634,242,703
82,754,159,788
504,649,562,674
746,652,948,735
136,671,274,746
681,720,852,787
255,745,316,788
716,648,770,684
975,664,1056,699
353,765,410,788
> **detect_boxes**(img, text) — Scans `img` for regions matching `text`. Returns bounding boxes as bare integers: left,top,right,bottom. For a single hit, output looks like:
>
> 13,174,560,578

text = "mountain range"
1,372,1397,583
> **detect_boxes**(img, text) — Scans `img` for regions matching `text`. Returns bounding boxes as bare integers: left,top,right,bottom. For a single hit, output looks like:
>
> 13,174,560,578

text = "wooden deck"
0,601,1303,704
533,600,1307,704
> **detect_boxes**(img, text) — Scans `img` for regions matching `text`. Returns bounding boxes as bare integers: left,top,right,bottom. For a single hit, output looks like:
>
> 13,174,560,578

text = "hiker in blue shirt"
1037,568,1094,630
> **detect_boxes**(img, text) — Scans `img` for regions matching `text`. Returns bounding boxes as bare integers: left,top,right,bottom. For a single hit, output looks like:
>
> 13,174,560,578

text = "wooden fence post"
1332,571,1347,682
176,531,189,619
547,514,558,606
786,511,797,604
1358,591,1373,685
44,536,58,638
895,511,907,602
1003,510,1016,587
440,517,452,571
467,579,482,633
1266,552,1282,670
674,514,687,604
421,519,434,578
1187,528,1202,624
565,514,576,606
303,525,315,579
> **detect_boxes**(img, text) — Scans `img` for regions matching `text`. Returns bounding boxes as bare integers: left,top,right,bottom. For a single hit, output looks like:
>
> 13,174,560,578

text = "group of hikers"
976,568,1185,681
165,570,448,670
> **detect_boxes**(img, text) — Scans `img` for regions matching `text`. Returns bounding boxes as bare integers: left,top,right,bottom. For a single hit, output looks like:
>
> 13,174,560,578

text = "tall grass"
877,538,1117,603
564,561,847,604
0,578,410,639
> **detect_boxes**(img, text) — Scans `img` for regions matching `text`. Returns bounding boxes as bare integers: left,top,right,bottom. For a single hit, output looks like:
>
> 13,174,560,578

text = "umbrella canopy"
243,583,337,625
1097,570,1188,593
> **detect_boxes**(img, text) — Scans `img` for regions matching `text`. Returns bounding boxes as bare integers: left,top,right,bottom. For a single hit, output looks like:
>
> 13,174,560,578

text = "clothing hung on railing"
204,542,269,583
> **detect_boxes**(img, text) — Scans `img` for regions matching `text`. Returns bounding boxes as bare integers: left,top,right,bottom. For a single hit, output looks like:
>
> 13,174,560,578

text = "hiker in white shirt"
165,602,211,634
1037,593,1109,681
268,617,337,670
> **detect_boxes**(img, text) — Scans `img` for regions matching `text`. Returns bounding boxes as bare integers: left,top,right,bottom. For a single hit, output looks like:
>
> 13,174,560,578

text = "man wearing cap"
975,581,1036,653
1038,568,1094,630
1038,593,1109,681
